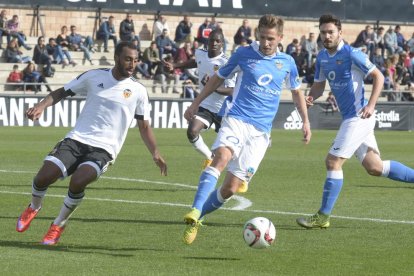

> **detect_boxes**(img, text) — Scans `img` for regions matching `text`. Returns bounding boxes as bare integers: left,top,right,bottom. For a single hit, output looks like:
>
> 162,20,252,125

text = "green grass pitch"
0,127,413,275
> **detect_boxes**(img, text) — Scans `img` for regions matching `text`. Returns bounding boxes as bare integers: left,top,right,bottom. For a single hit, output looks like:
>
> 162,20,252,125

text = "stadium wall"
1,96,413,131
2,6,414,51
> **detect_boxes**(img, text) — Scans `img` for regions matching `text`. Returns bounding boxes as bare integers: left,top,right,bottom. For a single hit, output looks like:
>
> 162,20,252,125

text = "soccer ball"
243,217,276,249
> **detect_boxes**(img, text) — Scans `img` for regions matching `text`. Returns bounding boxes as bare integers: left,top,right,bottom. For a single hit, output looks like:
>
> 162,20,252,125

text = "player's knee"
186,128,199,142
325,157,341,171
33,174,54,188
364,163,383,176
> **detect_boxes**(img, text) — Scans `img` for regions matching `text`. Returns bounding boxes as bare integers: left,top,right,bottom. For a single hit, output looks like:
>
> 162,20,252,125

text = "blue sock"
192,167,220,211
383,160,414,183
200,187,226,218
319,171,343,215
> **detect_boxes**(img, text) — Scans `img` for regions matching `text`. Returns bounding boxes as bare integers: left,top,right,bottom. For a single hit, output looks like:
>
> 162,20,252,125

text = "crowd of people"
1,9,414,101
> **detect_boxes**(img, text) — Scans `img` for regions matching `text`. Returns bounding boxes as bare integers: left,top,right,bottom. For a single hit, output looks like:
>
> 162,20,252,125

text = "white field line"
1,169,414,225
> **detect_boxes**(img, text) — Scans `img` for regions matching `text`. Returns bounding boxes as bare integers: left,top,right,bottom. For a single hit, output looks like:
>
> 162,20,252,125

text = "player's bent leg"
41,224,65,245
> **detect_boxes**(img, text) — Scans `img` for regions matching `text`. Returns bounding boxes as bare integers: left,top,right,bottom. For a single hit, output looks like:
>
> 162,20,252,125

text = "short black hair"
114,41,137,57
208,29,224,41
319,14,342,31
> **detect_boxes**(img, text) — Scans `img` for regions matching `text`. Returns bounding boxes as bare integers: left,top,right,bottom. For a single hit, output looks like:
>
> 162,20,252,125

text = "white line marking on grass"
2,169,414,225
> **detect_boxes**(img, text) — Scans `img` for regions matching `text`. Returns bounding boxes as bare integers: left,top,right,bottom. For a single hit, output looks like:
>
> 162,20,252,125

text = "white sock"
53,191,84,227
30,182,47,210
192,135,212,159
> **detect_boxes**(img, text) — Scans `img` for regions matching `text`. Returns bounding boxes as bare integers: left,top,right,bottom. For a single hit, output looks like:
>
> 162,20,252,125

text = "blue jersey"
217,41,301,133
314,41,375,120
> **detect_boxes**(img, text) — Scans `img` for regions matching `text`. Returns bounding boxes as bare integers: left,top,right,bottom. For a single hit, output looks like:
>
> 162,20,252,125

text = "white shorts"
329,115,380,162
212,116,270,182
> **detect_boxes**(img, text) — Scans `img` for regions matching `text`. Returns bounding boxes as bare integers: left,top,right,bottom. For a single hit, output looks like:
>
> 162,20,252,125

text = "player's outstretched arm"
163,58,196,71
292,89,312,144
360,68,384,119
137,119,167,176
306,81,326,107
184,74,224,121
26,87,68,121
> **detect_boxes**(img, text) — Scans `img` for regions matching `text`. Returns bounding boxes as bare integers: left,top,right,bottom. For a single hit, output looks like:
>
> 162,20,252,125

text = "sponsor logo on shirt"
97,83,104,88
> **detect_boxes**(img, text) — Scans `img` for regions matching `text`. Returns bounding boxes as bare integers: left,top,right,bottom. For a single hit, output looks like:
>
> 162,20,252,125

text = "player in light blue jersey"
181,15,311,245
296,14,414,229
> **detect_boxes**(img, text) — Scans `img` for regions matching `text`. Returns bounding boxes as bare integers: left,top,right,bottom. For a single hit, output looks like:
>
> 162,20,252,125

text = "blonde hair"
258,15,284,34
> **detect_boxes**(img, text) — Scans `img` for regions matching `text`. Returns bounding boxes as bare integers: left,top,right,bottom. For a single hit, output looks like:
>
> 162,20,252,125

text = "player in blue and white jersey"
16,41,167,245
296,14,414,229
181,15,311,245
164,29,236,171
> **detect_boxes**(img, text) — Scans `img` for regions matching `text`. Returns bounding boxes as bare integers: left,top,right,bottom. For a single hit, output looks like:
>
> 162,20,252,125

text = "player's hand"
305,96,314,108
302,121,311,144
26,106,44,121
184,104,197,121
358,105,375,119
153,154,167,176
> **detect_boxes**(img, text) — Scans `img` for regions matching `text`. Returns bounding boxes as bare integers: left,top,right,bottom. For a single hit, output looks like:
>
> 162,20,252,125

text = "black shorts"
47,138,113,177
195,106,222,133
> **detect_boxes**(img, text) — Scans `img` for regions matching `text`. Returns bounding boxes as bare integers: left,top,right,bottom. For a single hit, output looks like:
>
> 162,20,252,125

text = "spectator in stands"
46,37,76,67
119,13,140,49
396,52,411,89
196,18,213,47
56,26,71,51
384,56,399,101
152,14,169,40
97,15,117,53
6,64,23,91
5,38,31,63
174,15,192,45
22,61,51,93
68,25,94,65
302,32,318,69
233,19,252,46
174,41,198,83
286,38,299,56
406,32,414,54
394,25,406,49
5,15,31,50
142,41,161,75
131,38,150,79
182,78,199,99
352,25,375,58
0,9,8,49
372,47,385,73
33,36,54,77
156,28,177,58
291,44,307,77
373,26,385,58
384,26,403,56
154,54,180,94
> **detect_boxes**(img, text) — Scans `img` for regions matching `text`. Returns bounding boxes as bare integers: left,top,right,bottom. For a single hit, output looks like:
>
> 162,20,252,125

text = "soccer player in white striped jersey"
296,14,414,229
165,29,236,171
181,15,311,245
16,41,167,245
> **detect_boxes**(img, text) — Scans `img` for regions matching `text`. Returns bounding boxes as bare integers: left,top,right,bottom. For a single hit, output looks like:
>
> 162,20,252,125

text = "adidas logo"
284,109,303,130
97,83,104,88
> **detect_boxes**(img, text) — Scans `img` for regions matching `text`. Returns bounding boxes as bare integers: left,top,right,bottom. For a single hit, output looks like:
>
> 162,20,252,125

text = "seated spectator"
174,41,198,83
286,38,299,56
291,44,307,77
372,47,385,72
119,13,140,49
97,15,117,52
384,26,403,56
154,55,180,94
394,25,406,49
352,25,375,58
6,64,23,91
130,38,150,79
5,15,31,50
5,38,31,63
68,25,94,65
233,19,252,46
46,37,76,67
22,62,51,93
196,18,213,47
174,15,192,45
56,25,71,50
152,14,169,40
406,32,414,54
142,41,161,75
0,9,8,49
302,32,318,69
374,27,385,58
156,28,177,58
182,79,199,99
33,36,54,77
